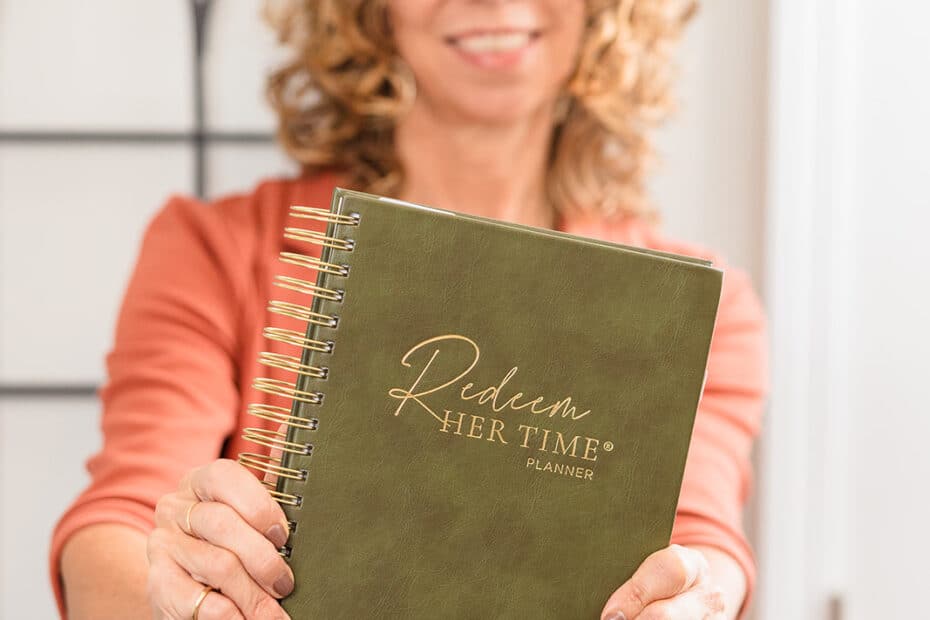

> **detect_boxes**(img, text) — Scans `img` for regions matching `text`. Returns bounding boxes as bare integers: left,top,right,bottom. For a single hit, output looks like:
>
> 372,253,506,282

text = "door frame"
756,0,858,618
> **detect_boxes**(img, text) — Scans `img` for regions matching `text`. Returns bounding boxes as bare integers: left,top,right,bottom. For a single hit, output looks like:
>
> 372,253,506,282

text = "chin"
423,80,558,126
468,100,549,125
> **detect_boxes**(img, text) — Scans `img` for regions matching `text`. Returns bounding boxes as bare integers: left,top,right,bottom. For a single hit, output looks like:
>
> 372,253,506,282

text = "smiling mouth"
446,30,541,53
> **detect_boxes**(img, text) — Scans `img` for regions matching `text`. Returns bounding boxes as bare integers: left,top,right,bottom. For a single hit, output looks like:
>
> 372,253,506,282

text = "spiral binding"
237,204,359,552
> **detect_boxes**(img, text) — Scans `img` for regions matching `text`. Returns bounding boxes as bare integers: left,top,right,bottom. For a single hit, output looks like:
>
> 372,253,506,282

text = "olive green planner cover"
273,188,722,618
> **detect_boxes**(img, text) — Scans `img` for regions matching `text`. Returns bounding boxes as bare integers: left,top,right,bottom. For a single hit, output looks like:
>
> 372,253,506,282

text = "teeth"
454,32,532,53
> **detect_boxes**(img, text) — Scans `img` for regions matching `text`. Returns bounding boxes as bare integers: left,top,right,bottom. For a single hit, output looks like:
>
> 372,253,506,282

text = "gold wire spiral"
284,227,355,251
289,205,361,226
258,352,328,380
269,488,303,508
279,252,349,277
239,203,359,515
268,300,338,327
253,378,324,405
239,453,308,481
247,403,319,430
274,275,344,301
242,427,313,456
262,327,334,352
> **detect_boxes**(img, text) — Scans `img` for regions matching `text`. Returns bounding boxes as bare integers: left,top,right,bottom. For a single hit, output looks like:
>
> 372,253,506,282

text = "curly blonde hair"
263,0,697,222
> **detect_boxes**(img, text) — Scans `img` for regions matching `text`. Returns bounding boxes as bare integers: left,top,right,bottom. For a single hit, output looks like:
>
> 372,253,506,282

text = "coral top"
49,173,768,617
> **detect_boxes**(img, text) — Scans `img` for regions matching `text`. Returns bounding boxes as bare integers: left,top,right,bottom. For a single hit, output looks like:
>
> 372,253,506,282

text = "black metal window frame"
0,1,275,398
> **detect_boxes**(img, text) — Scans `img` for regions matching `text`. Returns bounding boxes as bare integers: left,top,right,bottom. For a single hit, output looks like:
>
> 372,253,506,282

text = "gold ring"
192,585,213,620
184,501,199,537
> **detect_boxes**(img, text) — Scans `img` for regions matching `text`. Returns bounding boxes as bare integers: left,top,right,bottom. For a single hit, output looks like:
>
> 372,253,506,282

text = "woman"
52,1,767,618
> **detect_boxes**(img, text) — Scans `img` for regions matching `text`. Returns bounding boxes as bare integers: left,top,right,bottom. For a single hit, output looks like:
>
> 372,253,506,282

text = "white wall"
847,1,930,617
651,0,769,285
0,3,293,618
0,2,769,618
759,1,930,619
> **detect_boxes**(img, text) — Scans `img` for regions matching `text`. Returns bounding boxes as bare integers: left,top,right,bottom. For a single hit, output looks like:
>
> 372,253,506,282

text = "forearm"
59,523,150,620
688,544,748,619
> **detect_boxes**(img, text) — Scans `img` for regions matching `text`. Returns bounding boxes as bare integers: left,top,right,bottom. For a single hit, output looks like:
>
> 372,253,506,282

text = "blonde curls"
263,0,697,221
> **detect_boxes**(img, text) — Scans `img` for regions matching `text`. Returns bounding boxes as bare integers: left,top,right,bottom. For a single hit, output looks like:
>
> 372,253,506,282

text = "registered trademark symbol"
603,441,614,451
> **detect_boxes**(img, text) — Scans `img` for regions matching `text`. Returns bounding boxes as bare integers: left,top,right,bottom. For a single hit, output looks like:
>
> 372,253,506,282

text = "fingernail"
274,570,295,598
267,523,289,548
603,612,627,620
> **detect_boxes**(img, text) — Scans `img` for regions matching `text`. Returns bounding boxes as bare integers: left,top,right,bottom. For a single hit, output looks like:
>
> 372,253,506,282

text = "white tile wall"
204,1,286,131
0,144,194,384
206,142,298,199
0,399,102,620
0,1,192,130
0,3,296,616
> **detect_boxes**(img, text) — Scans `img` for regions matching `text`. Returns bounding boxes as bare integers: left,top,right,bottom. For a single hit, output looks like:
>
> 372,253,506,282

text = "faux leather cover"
277,188,723,618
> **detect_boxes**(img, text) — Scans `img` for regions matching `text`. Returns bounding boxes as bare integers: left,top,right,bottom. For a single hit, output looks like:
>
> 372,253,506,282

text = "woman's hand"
600,544,728,620
146,458,294,619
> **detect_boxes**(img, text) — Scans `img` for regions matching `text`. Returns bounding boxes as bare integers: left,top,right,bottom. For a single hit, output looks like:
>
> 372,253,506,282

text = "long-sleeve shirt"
49,172,769,617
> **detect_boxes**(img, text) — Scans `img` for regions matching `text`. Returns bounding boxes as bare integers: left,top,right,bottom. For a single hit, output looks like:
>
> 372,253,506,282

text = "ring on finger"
184,501,200,537
191,584,214,620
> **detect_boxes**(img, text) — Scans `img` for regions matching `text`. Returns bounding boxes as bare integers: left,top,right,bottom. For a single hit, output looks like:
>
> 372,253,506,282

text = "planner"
237,187,722,618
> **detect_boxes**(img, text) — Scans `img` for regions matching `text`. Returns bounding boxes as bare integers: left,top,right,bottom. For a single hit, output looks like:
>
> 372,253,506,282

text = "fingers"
187,458,291,548
191,588,242,620
149,527,290,620
176,531,291,620
178,499,295,599
148,457,296,620
601,544,709,619
147,532,244,620
637,585,726,620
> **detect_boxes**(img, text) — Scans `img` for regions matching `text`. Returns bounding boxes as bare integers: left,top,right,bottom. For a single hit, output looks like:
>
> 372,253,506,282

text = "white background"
758,1,930,619
1,1,926,618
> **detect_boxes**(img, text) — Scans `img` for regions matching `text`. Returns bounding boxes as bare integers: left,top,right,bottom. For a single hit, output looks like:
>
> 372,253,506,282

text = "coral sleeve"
669,260,769,619
48,195,245,617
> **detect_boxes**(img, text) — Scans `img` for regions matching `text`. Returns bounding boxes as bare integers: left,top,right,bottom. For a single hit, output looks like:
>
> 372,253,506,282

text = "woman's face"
388,0,586,124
